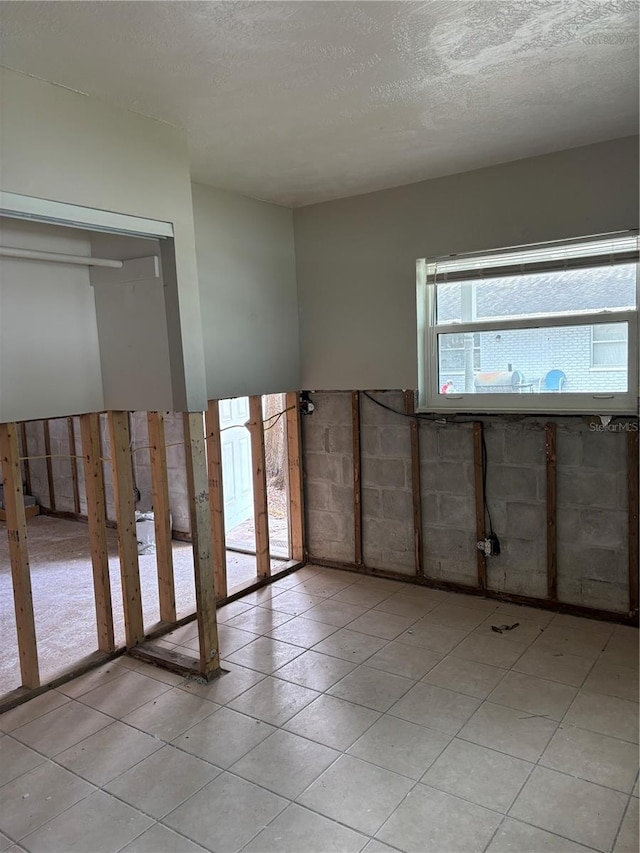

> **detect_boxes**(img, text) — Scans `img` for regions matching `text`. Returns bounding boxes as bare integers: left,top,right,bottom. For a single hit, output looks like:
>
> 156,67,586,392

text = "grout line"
2,569,637,852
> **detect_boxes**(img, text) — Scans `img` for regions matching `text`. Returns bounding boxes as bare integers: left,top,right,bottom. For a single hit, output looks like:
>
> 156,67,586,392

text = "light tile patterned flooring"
1,564,638,853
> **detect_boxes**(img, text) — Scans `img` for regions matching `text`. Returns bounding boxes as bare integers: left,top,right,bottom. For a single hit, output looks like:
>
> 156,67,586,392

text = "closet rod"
0,246,123,268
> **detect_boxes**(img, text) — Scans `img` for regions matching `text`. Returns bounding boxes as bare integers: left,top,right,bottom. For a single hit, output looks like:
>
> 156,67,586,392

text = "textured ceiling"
0,1,638,207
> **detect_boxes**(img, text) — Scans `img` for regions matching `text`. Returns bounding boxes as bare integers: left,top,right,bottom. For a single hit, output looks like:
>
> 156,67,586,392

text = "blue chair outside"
541,369,566,392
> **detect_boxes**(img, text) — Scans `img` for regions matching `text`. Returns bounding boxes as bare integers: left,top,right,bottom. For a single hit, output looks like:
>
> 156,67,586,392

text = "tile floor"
1,564,638,853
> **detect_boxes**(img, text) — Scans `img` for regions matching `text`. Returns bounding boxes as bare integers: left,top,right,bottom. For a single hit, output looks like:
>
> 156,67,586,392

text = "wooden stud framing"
67,417,81,515
183,412,221,679
108,411,144,646
43,419,56,510
248,395,271,580
545,423,558,601
404,390,424,577
628,429,639,616
352,391,363,566
19,422,32,497
472,422,487,591
204,401,228,599
147,412,177,622
285,392,305,563
79,413,115,653
0,423,40,688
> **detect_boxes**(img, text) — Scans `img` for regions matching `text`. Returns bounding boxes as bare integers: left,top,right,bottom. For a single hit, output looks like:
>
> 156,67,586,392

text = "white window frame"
417,233,640,415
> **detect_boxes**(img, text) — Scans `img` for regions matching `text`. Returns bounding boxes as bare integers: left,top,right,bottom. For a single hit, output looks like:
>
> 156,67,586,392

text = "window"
591,323,628,369
417,233,639,413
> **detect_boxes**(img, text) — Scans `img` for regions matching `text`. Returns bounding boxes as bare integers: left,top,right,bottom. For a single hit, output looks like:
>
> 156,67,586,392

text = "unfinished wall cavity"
302,391,638,619
20,413,191,536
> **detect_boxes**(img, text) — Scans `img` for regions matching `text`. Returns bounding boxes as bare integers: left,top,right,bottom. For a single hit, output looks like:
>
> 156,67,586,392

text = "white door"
219,397,253,533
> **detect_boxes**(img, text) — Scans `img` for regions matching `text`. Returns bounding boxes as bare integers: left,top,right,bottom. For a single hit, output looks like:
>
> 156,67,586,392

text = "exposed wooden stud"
183,412,221,680
79,414,115,653
472,422,487,591
43,419,56,510
204,401,228,599
352,391,363,566
147,412,177,623
0,422,40,688
628,428,639,616
108,411,144,646
285,392,305,563
248,395,271,580
404,390,424,577
19,422,32,497
97,414,109,511
67,417,81,515
545,422,558,601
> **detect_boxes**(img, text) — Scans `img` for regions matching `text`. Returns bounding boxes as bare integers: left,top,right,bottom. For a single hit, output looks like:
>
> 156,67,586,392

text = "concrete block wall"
21,418,81,514
100,412,191,535
301,392,354,563
20,412,191,535
360,391,414,574
482,422,547,599
420,420,478,586
302,390,635,615
557,424,628,612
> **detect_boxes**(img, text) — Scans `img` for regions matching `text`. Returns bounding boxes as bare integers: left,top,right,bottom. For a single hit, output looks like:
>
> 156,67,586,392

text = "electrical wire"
263,406,295,432
361,391,477,424
361,391,495,533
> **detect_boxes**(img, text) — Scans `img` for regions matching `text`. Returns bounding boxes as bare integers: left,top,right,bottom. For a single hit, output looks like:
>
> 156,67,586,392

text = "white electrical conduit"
0,246,123,268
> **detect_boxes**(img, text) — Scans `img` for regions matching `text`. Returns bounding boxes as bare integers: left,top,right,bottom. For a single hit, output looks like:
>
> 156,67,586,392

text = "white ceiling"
1,1,638,207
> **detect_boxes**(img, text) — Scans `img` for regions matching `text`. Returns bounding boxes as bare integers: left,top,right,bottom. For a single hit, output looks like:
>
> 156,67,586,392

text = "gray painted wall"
0,67,207,414
90,239,174,413
294,137,640,391
192,182,300,399
0,219,104,423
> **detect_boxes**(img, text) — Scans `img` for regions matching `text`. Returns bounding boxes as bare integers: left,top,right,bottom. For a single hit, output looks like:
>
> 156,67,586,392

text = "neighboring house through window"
417,232,639,414
591,323,628,368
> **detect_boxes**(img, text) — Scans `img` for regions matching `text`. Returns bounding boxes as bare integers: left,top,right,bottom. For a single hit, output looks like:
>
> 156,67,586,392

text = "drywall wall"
294,137,640,390
192,182,300,398
0,67,206,415
89,235,174,412
0,218,103,422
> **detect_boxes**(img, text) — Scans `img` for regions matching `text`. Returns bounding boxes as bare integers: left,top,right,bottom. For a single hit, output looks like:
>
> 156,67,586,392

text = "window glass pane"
592,323,628,343
439,333,480,372
437,323,629,395
436,264,637,324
